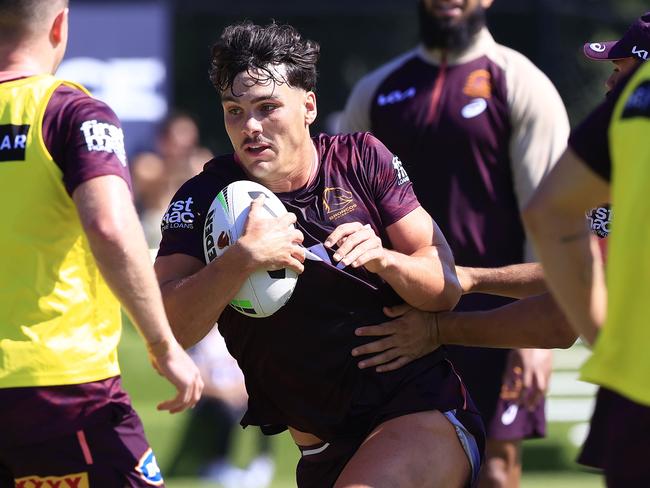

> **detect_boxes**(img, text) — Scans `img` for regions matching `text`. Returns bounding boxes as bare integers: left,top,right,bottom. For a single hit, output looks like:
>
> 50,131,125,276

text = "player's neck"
263,139,318,194
0,45,55,75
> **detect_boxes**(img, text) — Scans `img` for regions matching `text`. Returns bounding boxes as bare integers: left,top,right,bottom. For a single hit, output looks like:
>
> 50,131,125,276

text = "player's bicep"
73,174,134,236
385,206,435,255
155,253,205,290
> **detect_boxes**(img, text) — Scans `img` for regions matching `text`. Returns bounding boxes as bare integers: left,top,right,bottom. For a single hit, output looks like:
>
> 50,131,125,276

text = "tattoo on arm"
559,230,588,244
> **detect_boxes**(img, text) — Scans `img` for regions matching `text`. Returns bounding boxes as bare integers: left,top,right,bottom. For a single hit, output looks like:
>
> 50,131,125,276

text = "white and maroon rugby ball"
203,180,298,318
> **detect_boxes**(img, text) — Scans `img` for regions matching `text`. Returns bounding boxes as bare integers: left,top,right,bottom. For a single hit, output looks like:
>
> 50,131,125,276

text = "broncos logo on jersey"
323,187,358,222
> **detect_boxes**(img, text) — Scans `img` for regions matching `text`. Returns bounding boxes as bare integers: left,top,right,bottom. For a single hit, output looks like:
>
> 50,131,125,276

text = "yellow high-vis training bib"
0,75,121,388
581,62,650,407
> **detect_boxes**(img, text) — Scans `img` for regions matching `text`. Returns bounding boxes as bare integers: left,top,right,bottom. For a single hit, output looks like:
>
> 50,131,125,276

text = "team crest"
463,69,492,99
323,187,357,221
135,448,164,486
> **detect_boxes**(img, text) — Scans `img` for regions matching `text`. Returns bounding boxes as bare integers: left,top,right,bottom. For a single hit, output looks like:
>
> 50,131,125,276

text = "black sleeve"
157,176,211,262
568,97,615,182
568,66,640,183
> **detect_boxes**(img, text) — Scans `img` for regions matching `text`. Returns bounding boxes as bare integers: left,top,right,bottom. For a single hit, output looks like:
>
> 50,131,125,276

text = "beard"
418,0,487,51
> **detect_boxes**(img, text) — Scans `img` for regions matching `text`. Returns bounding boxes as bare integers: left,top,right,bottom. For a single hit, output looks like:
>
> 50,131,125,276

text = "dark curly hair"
209,21,320,96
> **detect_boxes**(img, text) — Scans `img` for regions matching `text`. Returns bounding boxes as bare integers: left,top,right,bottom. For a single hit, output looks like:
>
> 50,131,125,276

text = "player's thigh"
334,410,470,488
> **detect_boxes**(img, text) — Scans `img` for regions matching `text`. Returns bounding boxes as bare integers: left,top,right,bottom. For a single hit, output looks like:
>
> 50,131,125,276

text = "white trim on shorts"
443,409,481,487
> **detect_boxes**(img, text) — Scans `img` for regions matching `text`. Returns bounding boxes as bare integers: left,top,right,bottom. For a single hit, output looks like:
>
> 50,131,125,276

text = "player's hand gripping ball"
203,180,298,317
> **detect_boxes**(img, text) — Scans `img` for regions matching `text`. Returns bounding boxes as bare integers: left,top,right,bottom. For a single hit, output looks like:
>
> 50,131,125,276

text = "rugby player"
155,21,485,488
338,1,569,485
350,13,650,483
0,1,203,486
524,14,650,487
575,12,649,477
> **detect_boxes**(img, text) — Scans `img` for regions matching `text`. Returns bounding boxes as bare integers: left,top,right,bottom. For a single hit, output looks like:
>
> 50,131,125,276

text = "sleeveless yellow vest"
581,62,650,406
0,74,121,387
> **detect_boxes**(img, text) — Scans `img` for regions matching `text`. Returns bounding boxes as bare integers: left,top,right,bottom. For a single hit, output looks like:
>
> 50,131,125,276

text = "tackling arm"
352,293,576,372
438,293,576,349
456,262,546,298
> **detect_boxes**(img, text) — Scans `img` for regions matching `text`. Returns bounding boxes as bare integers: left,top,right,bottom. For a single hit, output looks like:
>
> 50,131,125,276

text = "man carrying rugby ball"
155,20,483,488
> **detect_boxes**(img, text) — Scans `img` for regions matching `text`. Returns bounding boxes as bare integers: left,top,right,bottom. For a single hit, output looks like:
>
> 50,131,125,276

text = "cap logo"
589,43,607,53
631,45,649,60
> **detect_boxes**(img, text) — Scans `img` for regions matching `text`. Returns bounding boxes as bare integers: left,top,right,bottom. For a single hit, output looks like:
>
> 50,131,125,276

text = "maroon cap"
584,12,650,61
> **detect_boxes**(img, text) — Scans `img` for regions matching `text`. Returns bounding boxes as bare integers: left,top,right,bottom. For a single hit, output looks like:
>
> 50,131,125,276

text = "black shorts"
294,359,485,488
578,387,650,487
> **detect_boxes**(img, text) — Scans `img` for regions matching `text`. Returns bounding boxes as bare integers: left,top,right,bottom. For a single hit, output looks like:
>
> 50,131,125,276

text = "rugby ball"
203,180,298,318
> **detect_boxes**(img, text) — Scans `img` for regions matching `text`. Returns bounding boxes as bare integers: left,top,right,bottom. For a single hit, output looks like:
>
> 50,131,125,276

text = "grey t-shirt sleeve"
498,45,570,260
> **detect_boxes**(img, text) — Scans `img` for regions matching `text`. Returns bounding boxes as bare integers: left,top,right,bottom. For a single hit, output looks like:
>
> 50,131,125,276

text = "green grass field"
119,320,604,487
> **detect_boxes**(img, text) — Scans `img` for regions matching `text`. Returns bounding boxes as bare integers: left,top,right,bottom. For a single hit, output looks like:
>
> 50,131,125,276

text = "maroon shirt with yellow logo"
158,132,470,440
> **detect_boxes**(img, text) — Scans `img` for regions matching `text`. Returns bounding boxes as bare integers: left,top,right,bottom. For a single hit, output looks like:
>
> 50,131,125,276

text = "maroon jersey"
43,84,132,194
0,76,131,194
339,29,569,437
159,133,470,440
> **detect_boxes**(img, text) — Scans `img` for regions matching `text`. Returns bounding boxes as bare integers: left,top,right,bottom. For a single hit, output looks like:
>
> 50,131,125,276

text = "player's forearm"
523,148,609,345
524,209,605,345
456,263,547,298
158,245,254,348
438,293,576,349
378,246,461,312
82,207,177,351
74,176,177,350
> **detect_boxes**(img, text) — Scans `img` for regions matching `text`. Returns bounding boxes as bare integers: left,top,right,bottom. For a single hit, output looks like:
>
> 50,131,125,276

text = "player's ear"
50,7,69,46
480,0,494,8
304,91,317,127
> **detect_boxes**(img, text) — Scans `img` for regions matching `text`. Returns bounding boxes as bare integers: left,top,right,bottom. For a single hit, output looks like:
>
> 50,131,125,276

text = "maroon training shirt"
158,133,468,440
